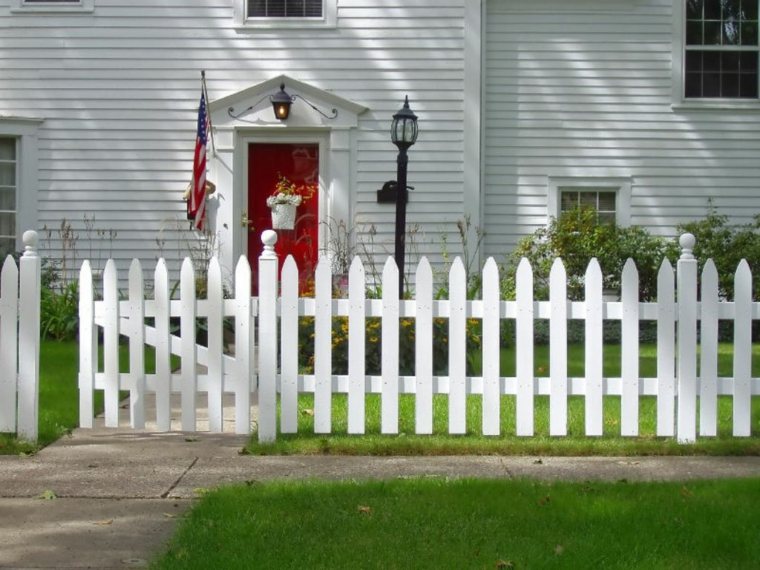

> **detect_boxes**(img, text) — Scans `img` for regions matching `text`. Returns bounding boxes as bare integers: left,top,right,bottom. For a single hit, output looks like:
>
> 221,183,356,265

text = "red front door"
248,143,319,291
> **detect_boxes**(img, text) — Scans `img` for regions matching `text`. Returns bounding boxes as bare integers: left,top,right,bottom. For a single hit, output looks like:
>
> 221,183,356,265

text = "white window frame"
547,177,632,226
234,0,336,29
0,118,42,252
11,0,94,12
672,0,760,109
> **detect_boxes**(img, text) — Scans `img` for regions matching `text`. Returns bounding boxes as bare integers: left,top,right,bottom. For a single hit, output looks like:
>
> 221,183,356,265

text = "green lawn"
247,343,760,456
152,477,760,569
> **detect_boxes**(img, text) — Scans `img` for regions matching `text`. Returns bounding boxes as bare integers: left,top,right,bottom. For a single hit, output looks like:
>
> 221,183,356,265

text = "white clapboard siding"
76,233,758,445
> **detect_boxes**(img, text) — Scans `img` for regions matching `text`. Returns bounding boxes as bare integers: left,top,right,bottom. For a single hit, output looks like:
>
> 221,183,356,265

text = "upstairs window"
248,0,322,18
685,0,759,98
0,139,17,259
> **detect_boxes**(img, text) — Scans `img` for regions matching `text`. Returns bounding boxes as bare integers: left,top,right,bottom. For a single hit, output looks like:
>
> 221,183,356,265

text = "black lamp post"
391,96,419,297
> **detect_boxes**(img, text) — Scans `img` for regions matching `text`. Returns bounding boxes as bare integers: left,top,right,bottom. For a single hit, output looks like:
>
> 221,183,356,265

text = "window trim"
672,0,760,109
11,0,94,13
547,176,631,227
234,0,336,29
0,118,42,253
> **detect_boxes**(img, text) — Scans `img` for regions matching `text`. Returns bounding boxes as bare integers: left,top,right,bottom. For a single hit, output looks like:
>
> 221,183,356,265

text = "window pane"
598,212,616,225
248,0,322,17
0,238,13,259
686,72,703,96
724,0,743,20
0,139,14,161
740,72,758,96
704,21,723,44
0,163,15,187
705,0,722,19
724,51,741,70
740,50,758,71
686,51,703,72
0,213,15,237
687,21,704,44
724,20,741,44
0,189,15,211
687,0,704,19
560,192,578,211
597,192,616,211
704,50,721,70
704,72,722,96
722,72,741,95
744,0,758,20
579,192,597,208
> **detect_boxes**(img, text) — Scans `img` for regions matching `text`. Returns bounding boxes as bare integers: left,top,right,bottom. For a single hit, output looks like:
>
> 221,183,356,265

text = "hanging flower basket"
270,202,298,230
266,173,317,231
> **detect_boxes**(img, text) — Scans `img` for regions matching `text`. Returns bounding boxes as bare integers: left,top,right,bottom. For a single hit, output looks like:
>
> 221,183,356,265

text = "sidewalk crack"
498,457,514,479
162,456,199,499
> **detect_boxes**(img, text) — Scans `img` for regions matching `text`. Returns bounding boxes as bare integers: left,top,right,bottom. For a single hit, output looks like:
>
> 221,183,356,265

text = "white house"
1,0,759,284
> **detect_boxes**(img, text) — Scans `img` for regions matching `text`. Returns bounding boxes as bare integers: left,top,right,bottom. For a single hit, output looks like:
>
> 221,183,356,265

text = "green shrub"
40,280,79,341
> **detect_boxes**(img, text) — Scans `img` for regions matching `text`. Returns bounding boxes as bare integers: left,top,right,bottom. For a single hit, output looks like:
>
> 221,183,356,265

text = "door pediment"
210,74,367,129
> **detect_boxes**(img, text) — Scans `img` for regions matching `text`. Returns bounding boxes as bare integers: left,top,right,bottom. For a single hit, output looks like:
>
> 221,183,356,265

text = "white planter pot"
270,203,297,230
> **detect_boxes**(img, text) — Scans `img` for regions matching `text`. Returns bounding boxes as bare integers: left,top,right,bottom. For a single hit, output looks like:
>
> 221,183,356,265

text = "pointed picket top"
585,257,602,286
622,257,638,282
516,257,532,281
180,257,194,282
1,253,18,293
235,254,251,288
155,257,168,284
449,256,465,281
658,257,674,282
702,258,718,286
735,258,752,288
416,256,432,284
208,257,222,290
80,258,92,282
349,255,365,292
483,256,499,283
382,256,399,297
128,258,142,286
549,257,566,281
103,258,118,291
282,254,298,284
315,254,332,284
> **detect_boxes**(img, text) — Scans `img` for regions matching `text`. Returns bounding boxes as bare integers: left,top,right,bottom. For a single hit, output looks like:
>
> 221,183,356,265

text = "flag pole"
201,70,216,157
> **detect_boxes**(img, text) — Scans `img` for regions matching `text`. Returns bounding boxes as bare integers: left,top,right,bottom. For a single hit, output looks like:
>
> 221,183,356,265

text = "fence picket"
78,260,95,428
585,259,603,436
482,257,500,436
733,260,752,437
207,257,224,433
449,258,467,435
516,258,534,436
656,259,675,437
314,257,333,434
0,257,18,432
549,259,567,436
381,258,399,434
700,260,719,437
621,259,639,436
180,258,197,431
154,259,171,432
348,257,366,434
103,260,120,428
128,259,146,429
415,257,434,435
280,256,299,434
234,256,252,435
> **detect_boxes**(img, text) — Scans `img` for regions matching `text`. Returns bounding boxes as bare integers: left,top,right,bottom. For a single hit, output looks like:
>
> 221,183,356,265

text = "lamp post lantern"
391,95,419,297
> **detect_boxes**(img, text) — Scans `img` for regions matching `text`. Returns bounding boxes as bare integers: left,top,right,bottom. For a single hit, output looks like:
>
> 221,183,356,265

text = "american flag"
189,90,209,230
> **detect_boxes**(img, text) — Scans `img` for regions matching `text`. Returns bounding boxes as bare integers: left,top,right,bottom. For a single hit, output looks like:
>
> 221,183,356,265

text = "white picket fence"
79,231,759,444
0,231,41,441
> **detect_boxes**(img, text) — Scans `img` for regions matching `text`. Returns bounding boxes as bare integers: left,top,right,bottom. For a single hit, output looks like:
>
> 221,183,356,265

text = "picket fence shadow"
0,231,41,441
78,231,759,444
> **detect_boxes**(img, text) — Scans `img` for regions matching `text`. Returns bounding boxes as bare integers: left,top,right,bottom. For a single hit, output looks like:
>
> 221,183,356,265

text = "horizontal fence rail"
0,231,41,441
79,232,759,444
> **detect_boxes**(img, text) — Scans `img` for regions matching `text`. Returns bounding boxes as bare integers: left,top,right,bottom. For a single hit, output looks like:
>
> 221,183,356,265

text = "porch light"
391,95,419,297
271,83,293,121
228,82,339,123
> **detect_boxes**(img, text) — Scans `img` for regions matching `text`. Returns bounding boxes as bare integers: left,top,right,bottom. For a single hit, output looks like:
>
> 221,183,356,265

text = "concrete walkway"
1,400,760,568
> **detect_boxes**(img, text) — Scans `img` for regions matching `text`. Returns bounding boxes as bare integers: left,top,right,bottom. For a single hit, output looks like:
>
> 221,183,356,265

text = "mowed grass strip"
247,343,760,456
152,477,760,570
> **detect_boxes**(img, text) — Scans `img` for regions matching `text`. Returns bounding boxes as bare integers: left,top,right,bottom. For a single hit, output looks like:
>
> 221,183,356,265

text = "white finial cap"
679,233,696,260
